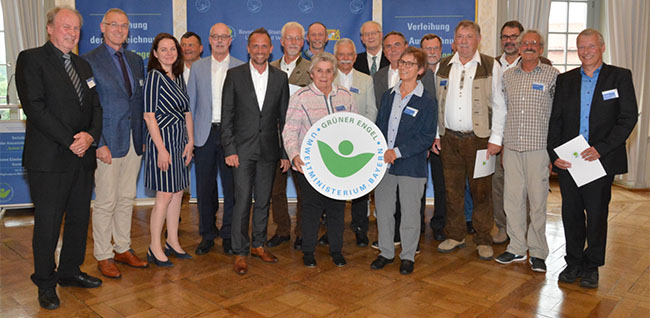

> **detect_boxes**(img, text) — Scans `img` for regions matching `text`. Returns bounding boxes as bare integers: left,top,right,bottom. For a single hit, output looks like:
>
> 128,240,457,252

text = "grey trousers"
375,173,426,261
492,153,506,231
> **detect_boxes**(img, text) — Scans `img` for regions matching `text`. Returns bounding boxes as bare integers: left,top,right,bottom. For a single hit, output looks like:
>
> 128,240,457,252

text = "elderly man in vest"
432,20,507,260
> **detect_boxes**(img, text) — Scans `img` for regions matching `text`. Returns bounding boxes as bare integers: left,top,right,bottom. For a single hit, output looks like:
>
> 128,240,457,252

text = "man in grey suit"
187,23,245,256
83,8,148,279
221,28,290,275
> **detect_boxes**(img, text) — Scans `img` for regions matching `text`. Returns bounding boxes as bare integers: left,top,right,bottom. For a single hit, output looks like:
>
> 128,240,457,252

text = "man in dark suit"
548,28,637,289
354,21,390,75
221,28,290,275
15,6,103,309
373,31,407,109
83,8,148,280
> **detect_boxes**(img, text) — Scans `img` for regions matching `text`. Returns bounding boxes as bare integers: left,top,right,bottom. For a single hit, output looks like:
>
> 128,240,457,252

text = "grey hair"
102,8,128,23
334,38,356,55
46,6,83,27
309,52,338,78
577,28,605,46
281,21,305,38
360,21,382,34
518,29,545,49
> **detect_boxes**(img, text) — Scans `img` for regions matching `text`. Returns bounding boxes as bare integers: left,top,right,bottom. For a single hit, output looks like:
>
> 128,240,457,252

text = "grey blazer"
334,69,377,121
187,55,245,147
372,65,390,110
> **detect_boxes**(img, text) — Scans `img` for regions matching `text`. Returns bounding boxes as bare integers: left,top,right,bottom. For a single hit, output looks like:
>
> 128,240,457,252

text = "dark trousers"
194,124,235,241
440,131,494,245
270,162,303,237
350,193,369,234
428,152,447,231
295,173,345,254
28,168,93,288
559,173,615,271
231,159,276,255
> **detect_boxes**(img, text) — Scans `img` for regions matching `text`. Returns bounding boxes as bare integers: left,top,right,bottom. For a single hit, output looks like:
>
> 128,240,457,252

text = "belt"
212,122,221,127
446,129,474,138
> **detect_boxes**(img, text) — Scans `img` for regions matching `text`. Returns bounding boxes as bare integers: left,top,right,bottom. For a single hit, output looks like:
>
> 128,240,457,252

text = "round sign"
299,112,387,200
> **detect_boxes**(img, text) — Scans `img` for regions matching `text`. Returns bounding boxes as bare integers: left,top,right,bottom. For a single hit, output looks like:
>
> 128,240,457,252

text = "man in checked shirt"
494,30,558,273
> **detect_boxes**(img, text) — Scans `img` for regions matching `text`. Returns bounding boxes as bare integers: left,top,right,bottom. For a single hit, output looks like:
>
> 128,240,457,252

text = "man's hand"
554,158,571,170
384,149,397,164
280,159,291,172
292,155,305,174
96,146,112,164
431,138,441,155
182,143,194,166
581,146,600,162
486,142,502,159
157,148,172,171
69,132,94,157
225,154,240,168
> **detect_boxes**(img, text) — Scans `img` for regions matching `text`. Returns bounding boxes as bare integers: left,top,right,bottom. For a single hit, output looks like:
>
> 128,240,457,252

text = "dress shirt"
387,80,425,160
502,62,559,152
211,54,230,123
366,50,384,72
250,62,269,110
104,44,134,92
580,64,602,142
337,69,353,89
388,66,400,89
280,56,298,77
499,53,521,73
183,64,190,85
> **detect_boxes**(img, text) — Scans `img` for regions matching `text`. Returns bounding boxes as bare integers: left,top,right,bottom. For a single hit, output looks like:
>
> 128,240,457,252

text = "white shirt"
499,53,521,73
337,69,353,89
280,55,298,77
366,50,383,71
443,51,507,145
211,54,230,123
388,66,400,89
249,61,269,110
183,64,190,86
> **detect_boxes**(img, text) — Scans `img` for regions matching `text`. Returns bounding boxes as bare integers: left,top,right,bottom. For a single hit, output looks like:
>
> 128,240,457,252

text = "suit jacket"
15,41,102,172
270,56,311,87
354,51,390,75
221,63,289,161
420,68,437,101
334,69,377,121
375,86,437,178
187,55,245,147
83,44,144,157
372,65,392,109
548,63,638,175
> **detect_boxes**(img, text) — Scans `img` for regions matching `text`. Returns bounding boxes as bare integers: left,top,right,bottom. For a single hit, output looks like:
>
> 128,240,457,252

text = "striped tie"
62,53,84,103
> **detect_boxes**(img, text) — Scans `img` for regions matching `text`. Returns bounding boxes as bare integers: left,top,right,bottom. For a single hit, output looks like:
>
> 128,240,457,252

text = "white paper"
473,149,496,179
553,135,606,187
289,84,301,97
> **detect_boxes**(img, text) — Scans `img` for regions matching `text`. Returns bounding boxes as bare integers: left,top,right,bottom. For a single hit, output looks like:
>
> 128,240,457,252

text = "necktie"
115,51,132,97
62,53,84,103
370,56,378,75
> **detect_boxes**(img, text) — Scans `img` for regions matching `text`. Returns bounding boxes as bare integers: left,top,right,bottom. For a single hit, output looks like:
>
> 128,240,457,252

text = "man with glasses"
302,22,328,61
433,20,506,261
188,23,244,256
83,8,148,279
267,22,310,249
354,21,389,75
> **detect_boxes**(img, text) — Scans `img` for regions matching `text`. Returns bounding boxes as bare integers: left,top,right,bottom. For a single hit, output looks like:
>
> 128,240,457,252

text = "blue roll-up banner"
0,122,31,207
187,0,372,61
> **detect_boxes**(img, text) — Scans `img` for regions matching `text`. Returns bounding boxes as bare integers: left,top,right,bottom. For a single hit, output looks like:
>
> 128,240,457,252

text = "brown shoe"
234,256,248,275
114,249,149,268
97,259,121,279
251,247,278,263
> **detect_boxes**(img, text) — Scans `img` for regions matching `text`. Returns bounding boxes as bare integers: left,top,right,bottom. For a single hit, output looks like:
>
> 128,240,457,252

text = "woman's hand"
183,143,194,166
158,148,172,171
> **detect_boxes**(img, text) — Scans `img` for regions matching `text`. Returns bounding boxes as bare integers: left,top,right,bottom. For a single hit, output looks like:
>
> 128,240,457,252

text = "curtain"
505,0,552,36
606,0,650,188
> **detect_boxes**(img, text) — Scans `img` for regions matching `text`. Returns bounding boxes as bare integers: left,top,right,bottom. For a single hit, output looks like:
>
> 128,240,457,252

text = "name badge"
440,79,448,87
532,82,544,91
86,77,96,89
602,88,619,100
334,105,346,112
350,87,360,94
403,106,418,117
139,79,144,87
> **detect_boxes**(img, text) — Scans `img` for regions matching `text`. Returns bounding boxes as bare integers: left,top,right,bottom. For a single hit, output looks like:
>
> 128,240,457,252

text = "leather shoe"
400,260,415,275
223,239,234,255
580,270,599,289
331,252,346,267
38,287,59,310
303,253,317,268
97,259,121,279
251,247,278,263
466,221,476,234
164,243,192,259
115,249,149,267
433,230,446,241
266,235,290,247
370,255,394,270
195,238,214,255
318,233,329,245
354,231,369,247
293,237,302,250
58,272,102,288
233,256,248,275
559,265,583,284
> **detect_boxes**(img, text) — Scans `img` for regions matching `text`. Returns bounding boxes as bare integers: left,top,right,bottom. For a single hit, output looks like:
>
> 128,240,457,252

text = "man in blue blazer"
548,29,637,289
83,8,148,279
188,23,245,256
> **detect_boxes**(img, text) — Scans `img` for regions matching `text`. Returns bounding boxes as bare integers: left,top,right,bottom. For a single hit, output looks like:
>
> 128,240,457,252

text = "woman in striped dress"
143,33,194,266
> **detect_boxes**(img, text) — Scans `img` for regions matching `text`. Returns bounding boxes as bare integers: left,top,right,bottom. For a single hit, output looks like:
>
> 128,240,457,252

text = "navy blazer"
83,44,145,157
375,85,437,178
548,63,638,175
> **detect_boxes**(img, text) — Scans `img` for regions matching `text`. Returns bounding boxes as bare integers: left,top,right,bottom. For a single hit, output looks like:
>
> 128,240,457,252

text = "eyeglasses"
283,36,303,42
104,22,129,30
500,34,519,41
210,34,231,41
520,40,540,47
397,59,417,68
361,31,380,37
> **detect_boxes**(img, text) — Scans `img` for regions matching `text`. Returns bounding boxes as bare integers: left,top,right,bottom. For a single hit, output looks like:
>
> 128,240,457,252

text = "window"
547,0,598,72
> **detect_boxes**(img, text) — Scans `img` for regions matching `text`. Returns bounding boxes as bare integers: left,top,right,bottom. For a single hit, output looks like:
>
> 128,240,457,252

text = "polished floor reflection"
1,179,648,317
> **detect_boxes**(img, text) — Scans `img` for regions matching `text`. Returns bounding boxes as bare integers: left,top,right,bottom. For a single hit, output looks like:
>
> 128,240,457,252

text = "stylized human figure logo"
318,140,374,177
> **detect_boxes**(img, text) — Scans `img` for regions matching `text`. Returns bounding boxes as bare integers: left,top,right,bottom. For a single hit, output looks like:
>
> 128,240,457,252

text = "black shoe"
354,231,369,247
466,221,476,234
400,260,415,274
580,270,599,289
58,272,102,288
164,242,192,259
294,237,302,250
266,235,290,247
331,253,346,267
38,287,59,310
223,239,234,255
371,240,379,250
530,257,547,273
558,265,583,283
318,233,329,245
433,230,446,241
416,244,421,255
195,238,214,255
147,248,173,267
370,255,394,270
303,253,317,268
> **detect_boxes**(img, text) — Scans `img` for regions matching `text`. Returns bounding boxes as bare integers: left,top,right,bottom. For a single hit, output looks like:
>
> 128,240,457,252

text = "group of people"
15,6,637,310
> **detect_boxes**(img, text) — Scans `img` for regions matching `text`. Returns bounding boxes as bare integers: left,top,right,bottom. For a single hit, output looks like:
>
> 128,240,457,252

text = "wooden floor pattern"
1,180,649,317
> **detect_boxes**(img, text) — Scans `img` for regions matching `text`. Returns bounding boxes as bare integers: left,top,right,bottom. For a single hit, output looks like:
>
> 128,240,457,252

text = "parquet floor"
1,179,649,317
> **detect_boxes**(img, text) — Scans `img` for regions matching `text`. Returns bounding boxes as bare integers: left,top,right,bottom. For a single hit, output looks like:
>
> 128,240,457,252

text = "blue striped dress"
143,69,190,193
